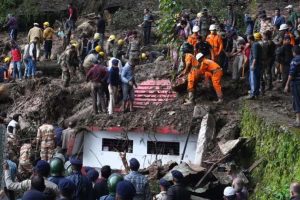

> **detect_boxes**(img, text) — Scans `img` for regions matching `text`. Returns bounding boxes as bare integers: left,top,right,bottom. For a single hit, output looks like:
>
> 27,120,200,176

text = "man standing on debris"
187,26,200,53
286,5,298,31
284,46,300,127
83,45,102,73
61,121,76,158
43,22,55,60
121,59,137,112
124,158,151,200
28,23,43,51
86,64,108,114
59,43,80,87
108,59,121,115
196,53,224,103
36,122,55,162
178,42,199,105
248,33,262,100
277,35,294,90
68,3,78,31
11,42,22,81
290,182,300,200
28,37,40,79
106,35,116,57
166,170,190,200
97,14,106,47
139,8,154,46
206,24,223,63
4,14,18,41
66,157,93,200
127,31,141,62
272,8,285,30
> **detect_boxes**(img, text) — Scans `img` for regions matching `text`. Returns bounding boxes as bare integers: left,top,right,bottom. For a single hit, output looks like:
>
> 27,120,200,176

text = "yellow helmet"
43,22,50,27
253,32,262,41
94,33,101,40
95,45,102,53
118,39,124,46
99,52,105,57
4,57,11,63
108,35,116,42
141,53,147,60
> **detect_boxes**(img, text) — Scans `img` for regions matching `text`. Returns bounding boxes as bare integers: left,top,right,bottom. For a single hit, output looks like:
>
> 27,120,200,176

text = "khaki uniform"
4,170,58,193
27,26,43,45
127,38,141,61
58,46,79,87
18,143,32,174
36,124,55,161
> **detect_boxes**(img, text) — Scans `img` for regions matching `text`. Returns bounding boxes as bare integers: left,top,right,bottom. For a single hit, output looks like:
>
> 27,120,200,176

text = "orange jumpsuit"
187,33,198,48
184,53,201,92
206,33,223,62
199,58,223,97
287,32,295,46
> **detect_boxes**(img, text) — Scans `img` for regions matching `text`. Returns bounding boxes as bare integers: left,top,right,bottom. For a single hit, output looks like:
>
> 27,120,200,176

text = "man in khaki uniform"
36,123,55,162
58,44,80,87
27,23,43,55
62,121,76,157
18,143,32,176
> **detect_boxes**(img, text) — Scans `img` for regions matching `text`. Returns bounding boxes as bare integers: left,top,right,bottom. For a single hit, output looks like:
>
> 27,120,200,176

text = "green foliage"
0,0,21,23
157,0,183,44
241,105,300,200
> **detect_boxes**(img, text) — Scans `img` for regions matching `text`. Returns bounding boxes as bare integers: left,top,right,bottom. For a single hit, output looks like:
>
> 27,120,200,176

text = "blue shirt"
244,16,254,36
66,172,93,200
250,42,262,68
121,62,135,84
124,171,151,200
108,66,120,86
289,55,300,82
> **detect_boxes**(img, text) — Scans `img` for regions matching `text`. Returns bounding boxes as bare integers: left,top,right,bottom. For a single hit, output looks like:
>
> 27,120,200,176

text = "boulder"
194,113,215,165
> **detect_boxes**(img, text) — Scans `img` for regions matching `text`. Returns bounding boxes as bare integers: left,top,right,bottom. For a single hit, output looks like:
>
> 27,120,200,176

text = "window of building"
147,141,180,155
102,138,133,153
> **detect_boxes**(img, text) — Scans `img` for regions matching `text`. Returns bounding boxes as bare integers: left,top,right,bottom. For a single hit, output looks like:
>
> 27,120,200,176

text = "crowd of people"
1,1,300,200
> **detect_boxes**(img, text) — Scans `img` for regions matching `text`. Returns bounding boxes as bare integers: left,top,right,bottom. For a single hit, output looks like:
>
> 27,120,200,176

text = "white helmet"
209,24,217,31
197,12,202,18
279,24,289,31
223,186,236,197
192,26,200,33
196,53,204,60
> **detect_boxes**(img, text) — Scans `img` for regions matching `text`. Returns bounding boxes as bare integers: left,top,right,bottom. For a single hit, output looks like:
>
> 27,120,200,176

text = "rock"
76,21,96,37
194,113,215,165
154,56,165,63
217,119,240,141
218,138,244,155
193,105,209,118
163,162,205,181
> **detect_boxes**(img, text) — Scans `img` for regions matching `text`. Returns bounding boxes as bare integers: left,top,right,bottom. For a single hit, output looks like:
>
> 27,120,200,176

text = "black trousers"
44,40,53,59
143,27,151,45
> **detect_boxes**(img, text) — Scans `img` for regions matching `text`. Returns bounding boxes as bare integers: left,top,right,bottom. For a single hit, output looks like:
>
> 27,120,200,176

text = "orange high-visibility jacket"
199,58,221,74
187,33,198,48
185,53,199,70
206,34,223,57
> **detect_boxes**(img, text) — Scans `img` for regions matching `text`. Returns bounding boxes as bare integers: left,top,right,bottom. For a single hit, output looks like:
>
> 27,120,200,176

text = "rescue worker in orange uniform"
196,53,223,103
206,24,223,63
187,25,200,54
178,43,201,105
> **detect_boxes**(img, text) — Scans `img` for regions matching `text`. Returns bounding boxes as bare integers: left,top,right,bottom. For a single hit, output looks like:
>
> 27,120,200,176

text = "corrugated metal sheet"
133,80,177,108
